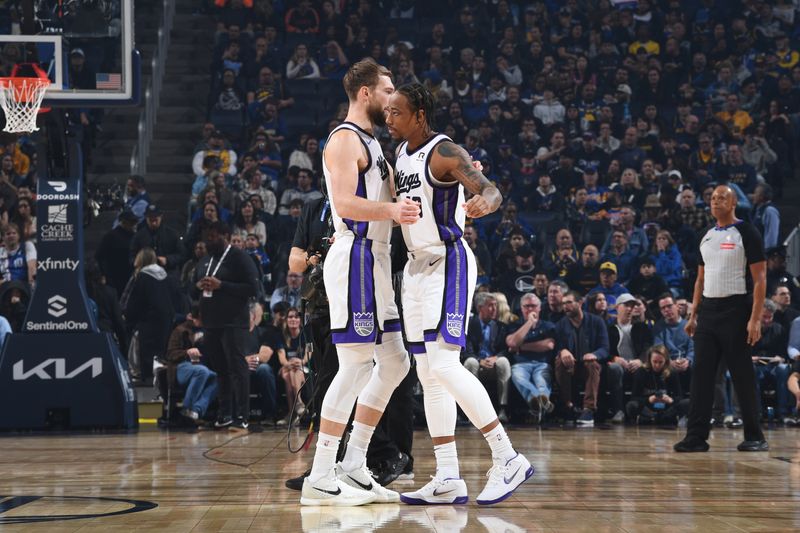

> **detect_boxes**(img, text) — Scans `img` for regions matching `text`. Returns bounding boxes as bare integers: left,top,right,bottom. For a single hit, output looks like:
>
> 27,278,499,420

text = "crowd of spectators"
3,0,800,429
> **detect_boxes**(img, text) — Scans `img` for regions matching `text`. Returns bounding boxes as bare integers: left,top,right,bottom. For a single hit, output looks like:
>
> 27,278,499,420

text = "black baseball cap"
145,204,162,217
118,209,138,222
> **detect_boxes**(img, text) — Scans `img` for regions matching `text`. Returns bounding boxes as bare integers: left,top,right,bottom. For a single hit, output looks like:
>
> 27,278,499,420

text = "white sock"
308,432,341,483
339,420,375,472
484,424,516,463
434,441,459,479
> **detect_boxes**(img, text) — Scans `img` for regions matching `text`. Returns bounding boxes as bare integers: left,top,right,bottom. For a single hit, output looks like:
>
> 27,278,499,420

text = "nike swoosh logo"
429,257,442,267
433,487,455,496
315,486,342,496
504,466,522,484
348,475,373,491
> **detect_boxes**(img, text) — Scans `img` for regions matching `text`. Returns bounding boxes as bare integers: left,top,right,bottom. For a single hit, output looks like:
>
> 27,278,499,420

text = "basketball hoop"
0,64,50,133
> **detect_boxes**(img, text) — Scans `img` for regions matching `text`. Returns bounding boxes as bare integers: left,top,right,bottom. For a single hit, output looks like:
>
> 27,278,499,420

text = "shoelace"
485,464,509,484
424,475,448,490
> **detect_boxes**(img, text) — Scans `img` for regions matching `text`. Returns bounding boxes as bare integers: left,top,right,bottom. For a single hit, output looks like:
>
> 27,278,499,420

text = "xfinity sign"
37,258,80,272
12,357,102,380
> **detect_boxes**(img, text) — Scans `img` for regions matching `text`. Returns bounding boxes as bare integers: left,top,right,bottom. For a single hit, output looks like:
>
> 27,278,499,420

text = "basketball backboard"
0,0,138,107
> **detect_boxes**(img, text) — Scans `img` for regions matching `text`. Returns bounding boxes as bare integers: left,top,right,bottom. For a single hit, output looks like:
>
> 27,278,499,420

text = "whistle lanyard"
205,245,231,278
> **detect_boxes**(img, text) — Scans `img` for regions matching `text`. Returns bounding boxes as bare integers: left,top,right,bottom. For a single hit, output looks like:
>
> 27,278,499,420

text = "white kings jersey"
394,133,466,250
323,122,393,244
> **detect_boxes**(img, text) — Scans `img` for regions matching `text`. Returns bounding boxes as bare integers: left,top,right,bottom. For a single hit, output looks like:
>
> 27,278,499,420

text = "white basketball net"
0,77,49,133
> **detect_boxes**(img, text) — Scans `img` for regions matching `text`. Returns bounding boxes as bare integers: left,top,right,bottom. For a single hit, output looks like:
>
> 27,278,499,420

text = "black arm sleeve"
737,221,766,265
292,203,312,250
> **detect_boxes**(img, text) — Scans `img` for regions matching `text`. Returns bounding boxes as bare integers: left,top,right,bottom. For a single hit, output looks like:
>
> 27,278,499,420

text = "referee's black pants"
205,326,250,421
686,295,764,443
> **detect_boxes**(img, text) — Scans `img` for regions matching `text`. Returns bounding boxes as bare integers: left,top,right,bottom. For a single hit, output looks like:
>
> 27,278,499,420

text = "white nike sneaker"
400,475,468,505
300,471,377,506
476,453,534,505
336,463,400,503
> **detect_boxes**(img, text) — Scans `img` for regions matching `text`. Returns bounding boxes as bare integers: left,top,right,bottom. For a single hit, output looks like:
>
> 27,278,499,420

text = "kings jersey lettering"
394,169,421,195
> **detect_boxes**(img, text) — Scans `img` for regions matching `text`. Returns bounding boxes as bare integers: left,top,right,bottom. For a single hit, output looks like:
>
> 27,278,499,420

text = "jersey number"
411,196,423,218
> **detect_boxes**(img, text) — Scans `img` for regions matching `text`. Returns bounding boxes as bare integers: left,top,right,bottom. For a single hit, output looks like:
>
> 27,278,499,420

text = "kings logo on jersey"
377,155,390,181
353,312,375,337
394,169,421,195
446,312,464,337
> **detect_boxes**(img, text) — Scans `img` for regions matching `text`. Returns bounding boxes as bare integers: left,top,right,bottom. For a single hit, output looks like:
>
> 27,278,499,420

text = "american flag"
96,73,122,90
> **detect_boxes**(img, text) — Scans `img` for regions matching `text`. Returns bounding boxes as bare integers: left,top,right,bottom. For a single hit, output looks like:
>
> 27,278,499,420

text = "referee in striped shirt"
674,185,768,452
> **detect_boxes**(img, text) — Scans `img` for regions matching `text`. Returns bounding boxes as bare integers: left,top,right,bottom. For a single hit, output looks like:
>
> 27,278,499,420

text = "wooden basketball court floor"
0,425,799,532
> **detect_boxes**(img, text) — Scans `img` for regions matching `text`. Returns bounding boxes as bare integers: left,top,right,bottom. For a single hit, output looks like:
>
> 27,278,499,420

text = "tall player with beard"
300,59,421,506
386,83,533,505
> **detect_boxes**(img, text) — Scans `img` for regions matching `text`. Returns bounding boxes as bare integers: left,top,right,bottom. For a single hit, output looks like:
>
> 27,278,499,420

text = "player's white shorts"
401,239,476,355
324,233,400,345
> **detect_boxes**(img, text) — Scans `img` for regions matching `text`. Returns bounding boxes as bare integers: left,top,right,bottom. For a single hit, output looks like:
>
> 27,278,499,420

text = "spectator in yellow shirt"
716,93,753,132
0,140,29,178
775,34,799,71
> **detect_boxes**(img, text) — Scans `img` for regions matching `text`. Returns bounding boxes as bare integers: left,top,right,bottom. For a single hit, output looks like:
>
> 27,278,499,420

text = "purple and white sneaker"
476,453,533,505
400,475,468,505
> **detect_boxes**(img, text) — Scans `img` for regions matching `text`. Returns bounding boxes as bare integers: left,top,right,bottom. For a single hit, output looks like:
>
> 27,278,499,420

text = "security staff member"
675,185,768,453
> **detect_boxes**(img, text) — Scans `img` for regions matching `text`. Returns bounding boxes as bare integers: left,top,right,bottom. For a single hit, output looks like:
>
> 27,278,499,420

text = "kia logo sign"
47,295,67,318
12,358,102,380
47,181,67,192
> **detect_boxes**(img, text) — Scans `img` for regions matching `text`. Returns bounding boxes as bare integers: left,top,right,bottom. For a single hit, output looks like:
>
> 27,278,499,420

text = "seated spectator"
278,169,324,215
724,143,758,195
248,132,284,189
131,205,186,277
493,292,517,325
751,299,792,424
506,293,556,421
541,280,568,324
678,188,712,232
771,285,800,340
497,244,536,312
651,229,684,295
246,66,294,109
287,136,322,176
243,302,277,424
618,168,647,212
601,229,638,284
276,307,307,425
165,309,218,423
483,201,533,253
587,262,628,317
565,244,601,295
652,293,694,386
285,0,319,34
542,228,579,279
124,248,179,384
554,290,610,426
463,293,511,423
251,99,287,143
627,257,669,310
319,40,349,80
270,271,302,312
601,205,649,257
587,292,611,325
191,159,222,209
531,172,565,213
208,68,246,115
191,189,233,224
0,223,35,286
533,88,565,126
239,169,278,216
626,345,689,426
187,202,222,251
0,280,29,331
607,293,653,424
211,171,237,214
9,197,36,244
233,199,267,246
286,43,320,79
192,130,238,179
